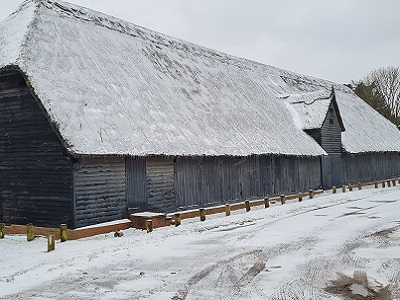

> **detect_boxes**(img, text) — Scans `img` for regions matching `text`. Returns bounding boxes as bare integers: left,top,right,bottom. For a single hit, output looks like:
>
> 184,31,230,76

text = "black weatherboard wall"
342,152,400,184
0,69,129,229
73,157,126,228
0,69,73,227
126,154,322,213
174,155,321,210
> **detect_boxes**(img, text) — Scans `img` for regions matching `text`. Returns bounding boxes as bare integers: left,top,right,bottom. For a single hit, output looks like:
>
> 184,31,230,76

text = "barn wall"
0,70,73,227
175,155,321,210
73,157,126,227
146,156,176,212
342,152,400,184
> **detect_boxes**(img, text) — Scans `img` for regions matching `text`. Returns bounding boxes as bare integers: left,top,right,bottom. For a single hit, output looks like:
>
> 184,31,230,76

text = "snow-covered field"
1,186,400,299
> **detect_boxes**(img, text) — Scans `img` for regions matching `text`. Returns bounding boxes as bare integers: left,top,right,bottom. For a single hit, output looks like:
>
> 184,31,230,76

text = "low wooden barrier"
4,221,131,240
5,176,398,240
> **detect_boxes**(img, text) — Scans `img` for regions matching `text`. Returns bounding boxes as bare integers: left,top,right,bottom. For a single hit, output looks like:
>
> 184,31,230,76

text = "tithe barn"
1,0,400,228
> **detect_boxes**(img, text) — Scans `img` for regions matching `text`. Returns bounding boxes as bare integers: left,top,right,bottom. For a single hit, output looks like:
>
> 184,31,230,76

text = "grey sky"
1,0,399,83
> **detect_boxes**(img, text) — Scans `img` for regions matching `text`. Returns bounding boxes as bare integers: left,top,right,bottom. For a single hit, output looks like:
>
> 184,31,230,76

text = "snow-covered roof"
285,90,332,130
0,0,399,156
285,89,345,132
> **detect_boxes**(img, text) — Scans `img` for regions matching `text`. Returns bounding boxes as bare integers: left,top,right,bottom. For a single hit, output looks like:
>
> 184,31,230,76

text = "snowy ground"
1,186,400,299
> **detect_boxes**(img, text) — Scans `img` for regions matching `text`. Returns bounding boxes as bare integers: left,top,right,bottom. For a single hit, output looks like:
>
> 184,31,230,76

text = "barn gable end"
0,69,73,227
319,99,344,189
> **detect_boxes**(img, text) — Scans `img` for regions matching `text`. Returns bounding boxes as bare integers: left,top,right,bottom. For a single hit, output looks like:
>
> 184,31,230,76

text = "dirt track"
2,189,400,299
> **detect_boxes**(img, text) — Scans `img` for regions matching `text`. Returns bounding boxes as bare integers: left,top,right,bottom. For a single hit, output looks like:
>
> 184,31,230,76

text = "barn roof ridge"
24,0,352,92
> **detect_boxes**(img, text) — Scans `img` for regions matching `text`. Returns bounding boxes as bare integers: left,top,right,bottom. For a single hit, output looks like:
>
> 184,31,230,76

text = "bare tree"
349,66,400,127
366,66,400,120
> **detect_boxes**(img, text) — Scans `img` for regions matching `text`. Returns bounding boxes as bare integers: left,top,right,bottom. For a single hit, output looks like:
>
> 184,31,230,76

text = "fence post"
60,224,68,242
298,193,303,202
146,219,153,233
264,197,270,208
280,194,286,205
309,189,314,199
27,223,34,242
374,181,378,189
332,186,337,194
342,185,346,193
358,182,362,190
199,208,206,221
174,213,181,226
387,180,391,188
245,201,250,212
47,235,55,252
382,181,386,188
393,179,396,186
348,184,353,192
0,223,5,239
225,204,231,217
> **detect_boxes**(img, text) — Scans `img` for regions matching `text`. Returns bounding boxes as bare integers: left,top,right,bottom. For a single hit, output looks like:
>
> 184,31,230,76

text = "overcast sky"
1,0,400,84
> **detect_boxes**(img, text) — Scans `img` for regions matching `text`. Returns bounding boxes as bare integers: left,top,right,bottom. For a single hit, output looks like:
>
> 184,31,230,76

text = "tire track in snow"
171,250,266,300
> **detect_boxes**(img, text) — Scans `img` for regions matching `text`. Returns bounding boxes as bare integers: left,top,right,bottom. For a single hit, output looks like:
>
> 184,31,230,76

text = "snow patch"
284,100,303,129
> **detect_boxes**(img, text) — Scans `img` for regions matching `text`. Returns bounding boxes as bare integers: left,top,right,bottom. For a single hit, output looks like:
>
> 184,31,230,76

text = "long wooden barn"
1,0,400,228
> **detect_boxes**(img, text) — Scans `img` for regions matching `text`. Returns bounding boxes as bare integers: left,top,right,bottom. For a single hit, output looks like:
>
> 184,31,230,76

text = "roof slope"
0,0,400,156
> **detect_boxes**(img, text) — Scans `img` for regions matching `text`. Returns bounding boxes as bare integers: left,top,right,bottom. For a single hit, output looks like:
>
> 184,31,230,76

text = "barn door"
146,157,176,213
126,157,147,211
321,154,342,189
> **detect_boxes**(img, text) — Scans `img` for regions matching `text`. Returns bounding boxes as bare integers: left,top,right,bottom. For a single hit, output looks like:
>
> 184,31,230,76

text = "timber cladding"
173,155,321,211
321,102,342,155
125,155,321,214
342,152,400,184
73,157,126,228
146,157,176,212
126,156,147,211
0,70,73,228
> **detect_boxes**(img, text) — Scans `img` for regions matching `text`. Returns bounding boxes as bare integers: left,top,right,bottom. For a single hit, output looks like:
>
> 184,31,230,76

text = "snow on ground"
1,186,400,299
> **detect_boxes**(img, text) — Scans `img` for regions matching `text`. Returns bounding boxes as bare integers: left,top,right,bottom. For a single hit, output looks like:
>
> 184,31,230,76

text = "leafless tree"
365,66,400,120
